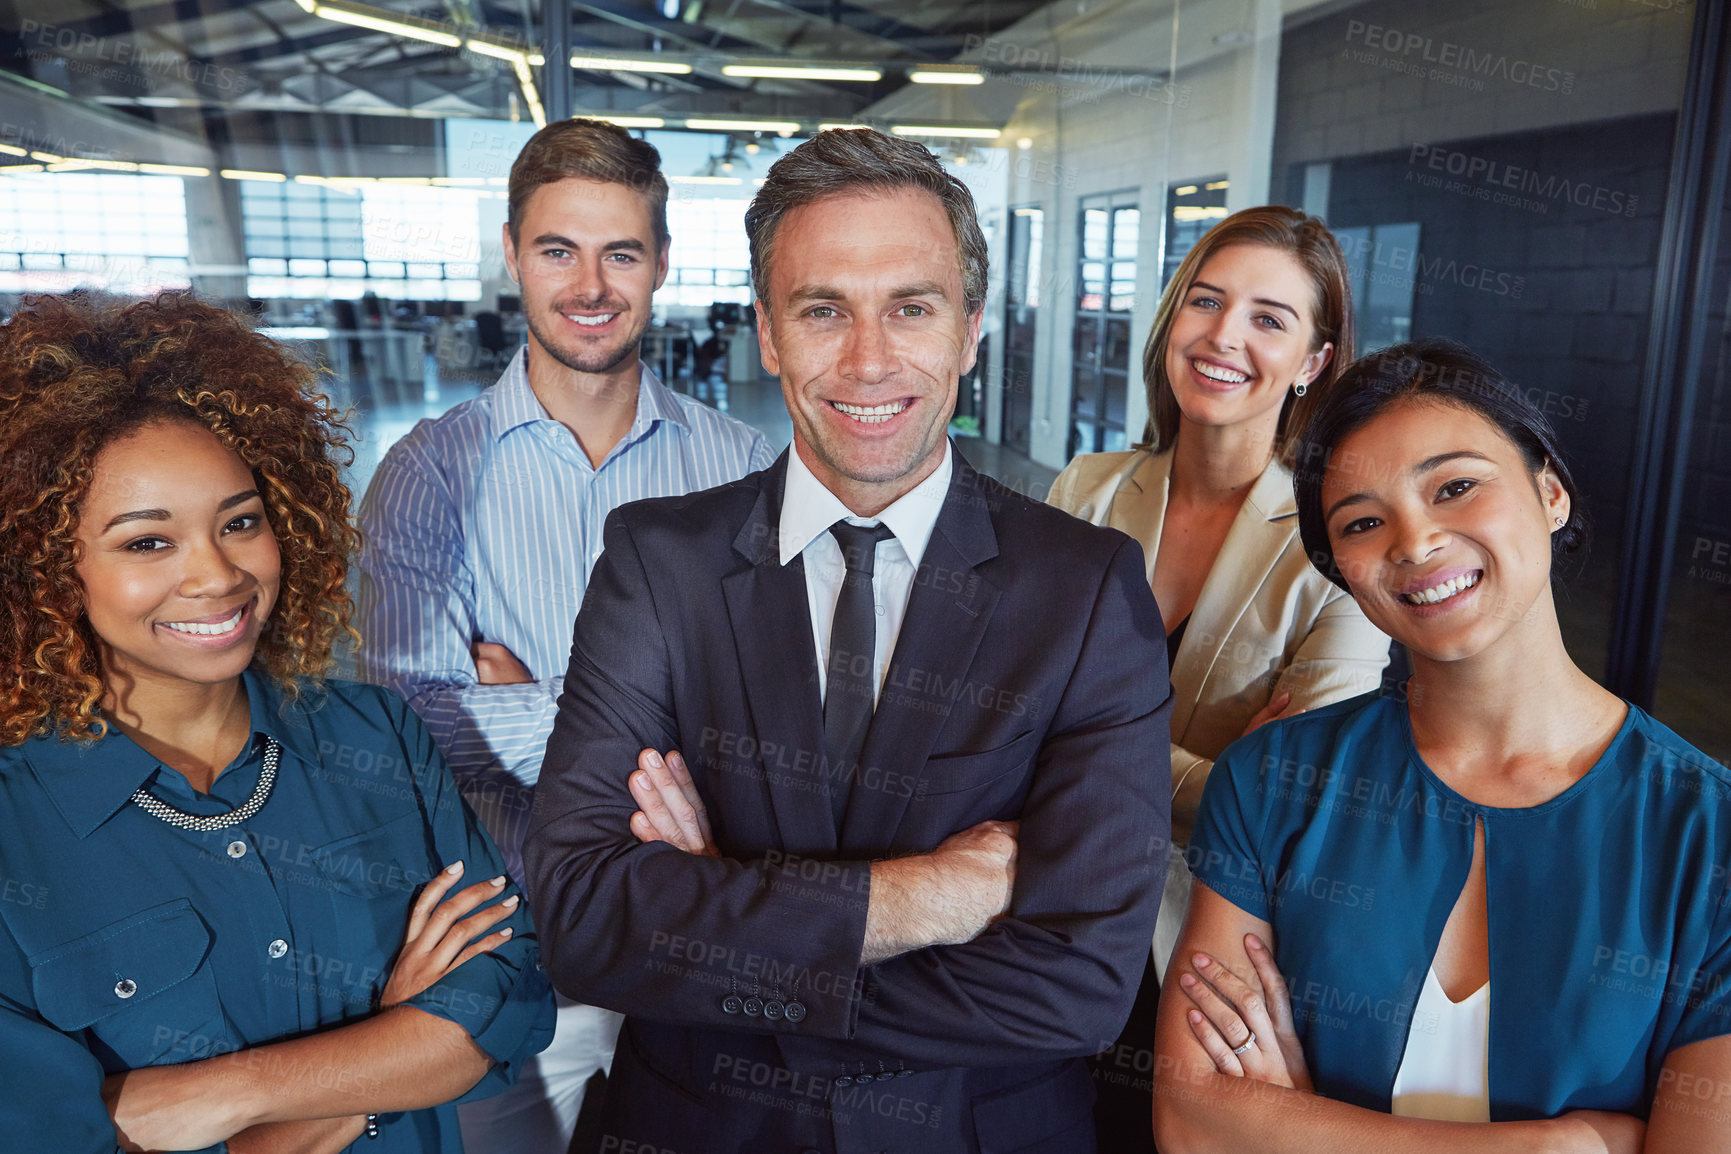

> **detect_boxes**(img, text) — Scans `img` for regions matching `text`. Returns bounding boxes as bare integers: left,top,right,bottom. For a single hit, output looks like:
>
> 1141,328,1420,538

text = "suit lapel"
837,451,1002,855
1173,459,1299,740
720,458,837,855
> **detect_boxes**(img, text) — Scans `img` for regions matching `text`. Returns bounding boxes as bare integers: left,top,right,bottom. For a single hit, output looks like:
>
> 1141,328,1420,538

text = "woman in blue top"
0,293,554,1153
1152,338,1731,1152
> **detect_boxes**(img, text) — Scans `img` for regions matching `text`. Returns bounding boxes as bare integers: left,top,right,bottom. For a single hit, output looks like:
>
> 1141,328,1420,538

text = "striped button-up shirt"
356,352,775,872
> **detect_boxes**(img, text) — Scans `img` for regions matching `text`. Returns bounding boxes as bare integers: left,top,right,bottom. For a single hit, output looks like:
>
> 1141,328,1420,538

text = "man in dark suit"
525,127,1172,1153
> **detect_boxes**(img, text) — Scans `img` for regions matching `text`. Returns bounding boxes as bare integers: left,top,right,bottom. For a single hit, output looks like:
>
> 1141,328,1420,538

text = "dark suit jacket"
525,448,1172,1154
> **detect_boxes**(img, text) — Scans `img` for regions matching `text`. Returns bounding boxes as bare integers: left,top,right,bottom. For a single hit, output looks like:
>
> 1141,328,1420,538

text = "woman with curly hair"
0,291,553,1153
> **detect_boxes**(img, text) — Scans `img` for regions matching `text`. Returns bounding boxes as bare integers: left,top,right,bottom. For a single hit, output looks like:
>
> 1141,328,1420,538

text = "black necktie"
823,521,894,823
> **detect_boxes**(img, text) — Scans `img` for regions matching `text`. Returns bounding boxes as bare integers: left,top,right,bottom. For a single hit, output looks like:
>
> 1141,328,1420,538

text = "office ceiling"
0,0,1052,133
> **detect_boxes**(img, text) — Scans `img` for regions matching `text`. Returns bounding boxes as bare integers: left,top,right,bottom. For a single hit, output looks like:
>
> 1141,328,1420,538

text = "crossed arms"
524,511,1174,1069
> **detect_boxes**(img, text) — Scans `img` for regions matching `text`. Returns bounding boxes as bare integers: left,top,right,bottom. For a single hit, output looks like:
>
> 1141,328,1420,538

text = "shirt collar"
778,441,953,570
23,670,322,839
490,353,691,444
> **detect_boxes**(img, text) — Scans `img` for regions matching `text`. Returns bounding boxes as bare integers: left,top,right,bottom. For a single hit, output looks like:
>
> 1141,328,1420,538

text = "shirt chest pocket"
30,899,232,1072
311,812,436,999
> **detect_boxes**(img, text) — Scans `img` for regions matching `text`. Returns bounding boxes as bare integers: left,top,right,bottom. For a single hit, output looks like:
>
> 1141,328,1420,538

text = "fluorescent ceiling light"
468,40,528,63
292,0,315,9
1173,205,1229,222
0,144,26,157
722,64,881,82
51,158,140,172
908,70,983,85
512,57,547,128
891,125,1002,139
1174,185,1198,195
0,165,44,174
684,118,800,134
313,5,462,48
572,55,691,75
139,163,212,176
30,152,65,163
595,115,666,128
221,169,287,182
1205,179,1230,190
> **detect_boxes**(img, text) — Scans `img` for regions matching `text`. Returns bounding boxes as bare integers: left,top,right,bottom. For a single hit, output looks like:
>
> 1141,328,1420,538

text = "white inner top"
779,442,953,706
1390,965,1491,1122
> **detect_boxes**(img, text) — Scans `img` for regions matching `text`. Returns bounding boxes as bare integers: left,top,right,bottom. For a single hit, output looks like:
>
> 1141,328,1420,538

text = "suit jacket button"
742,996,764,1017
721,994,743,1014
763,1000,785,1021
896,1068,913,1077
874,1071,895,1082
833,1075,852,1088
783,1000,807,1022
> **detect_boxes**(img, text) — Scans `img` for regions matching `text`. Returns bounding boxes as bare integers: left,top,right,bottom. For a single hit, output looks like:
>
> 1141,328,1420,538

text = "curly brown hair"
0,291,359,745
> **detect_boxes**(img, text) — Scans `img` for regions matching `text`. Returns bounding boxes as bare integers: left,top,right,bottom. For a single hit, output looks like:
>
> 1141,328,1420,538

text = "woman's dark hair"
1292,337,1589,592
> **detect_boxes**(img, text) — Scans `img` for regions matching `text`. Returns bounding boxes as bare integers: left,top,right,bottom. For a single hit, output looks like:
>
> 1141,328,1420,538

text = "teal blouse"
0,673,555,1153
1191,689,1731,1119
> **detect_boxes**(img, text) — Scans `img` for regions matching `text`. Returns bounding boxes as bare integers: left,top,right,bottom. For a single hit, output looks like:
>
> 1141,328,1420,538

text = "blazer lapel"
837,451,1002,855
1173,459,1300,739
1114,451,1173,591
720,458,837,855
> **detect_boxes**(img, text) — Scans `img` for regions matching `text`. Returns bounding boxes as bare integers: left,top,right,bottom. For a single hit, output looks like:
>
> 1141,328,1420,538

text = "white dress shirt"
778,442,953,705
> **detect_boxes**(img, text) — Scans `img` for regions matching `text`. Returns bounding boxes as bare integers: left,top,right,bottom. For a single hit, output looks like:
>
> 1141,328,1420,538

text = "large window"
1162,178,1229,287
1070,194,1138,456
663,194,752,308
242,181,486,301
1001,205,1043,455
0,172,189,294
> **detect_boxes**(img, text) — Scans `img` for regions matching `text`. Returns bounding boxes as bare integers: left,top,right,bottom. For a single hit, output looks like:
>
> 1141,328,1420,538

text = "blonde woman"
1051,207,1389,1146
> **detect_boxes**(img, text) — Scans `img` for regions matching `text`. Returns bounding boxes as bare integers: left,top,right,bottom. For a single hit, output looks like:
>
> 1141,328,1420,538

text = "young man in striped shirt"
357,117,774,1154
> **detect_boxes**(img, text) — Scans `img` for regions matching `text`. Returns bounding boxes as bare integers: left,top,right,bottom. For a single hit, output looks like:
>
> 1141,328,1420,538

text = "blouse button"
267,938,288,959
227,840,248,859
114,978,137,999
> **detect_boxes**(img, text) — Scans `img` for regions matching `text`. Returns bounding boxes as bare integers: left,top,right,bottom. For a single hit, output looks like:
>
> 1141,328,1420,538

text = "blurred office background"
0,0,1726,762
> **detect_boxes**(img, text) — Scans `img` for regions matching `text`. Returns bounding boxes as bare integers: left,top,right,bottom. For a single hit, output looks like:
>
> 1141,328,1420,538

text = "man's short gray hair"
745,128,989,317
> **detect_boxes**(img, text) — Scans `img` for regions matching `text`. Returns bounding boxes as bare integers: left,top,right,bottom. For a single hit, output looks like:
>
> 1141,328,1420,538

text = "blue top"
1191,689,1731,1120
355,355,775,876
0,672,556,1153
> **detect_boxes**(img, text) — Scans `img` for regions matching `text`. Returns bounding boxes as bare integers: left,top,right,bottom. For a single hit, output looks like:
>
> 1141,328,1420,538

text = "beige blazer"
1049,448,1390,973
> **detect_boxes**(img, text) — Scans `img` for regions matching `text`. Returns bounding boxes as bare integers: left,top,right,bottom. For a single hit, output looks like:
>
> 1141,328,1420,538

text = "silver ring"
1230,1032,1256,1057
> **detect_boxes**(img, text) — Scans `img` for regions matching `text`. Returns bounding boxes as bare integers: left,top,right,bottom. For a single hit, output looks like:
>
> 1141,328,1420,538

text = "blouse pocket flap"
311,811,429,898
30,900,212,1031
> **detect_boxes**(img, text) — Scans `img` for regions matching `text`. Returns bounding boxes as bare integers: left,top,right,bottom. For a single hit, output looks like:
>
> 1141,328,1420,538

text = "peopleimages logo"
1342,20,1575,95
1408,144,1639,218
